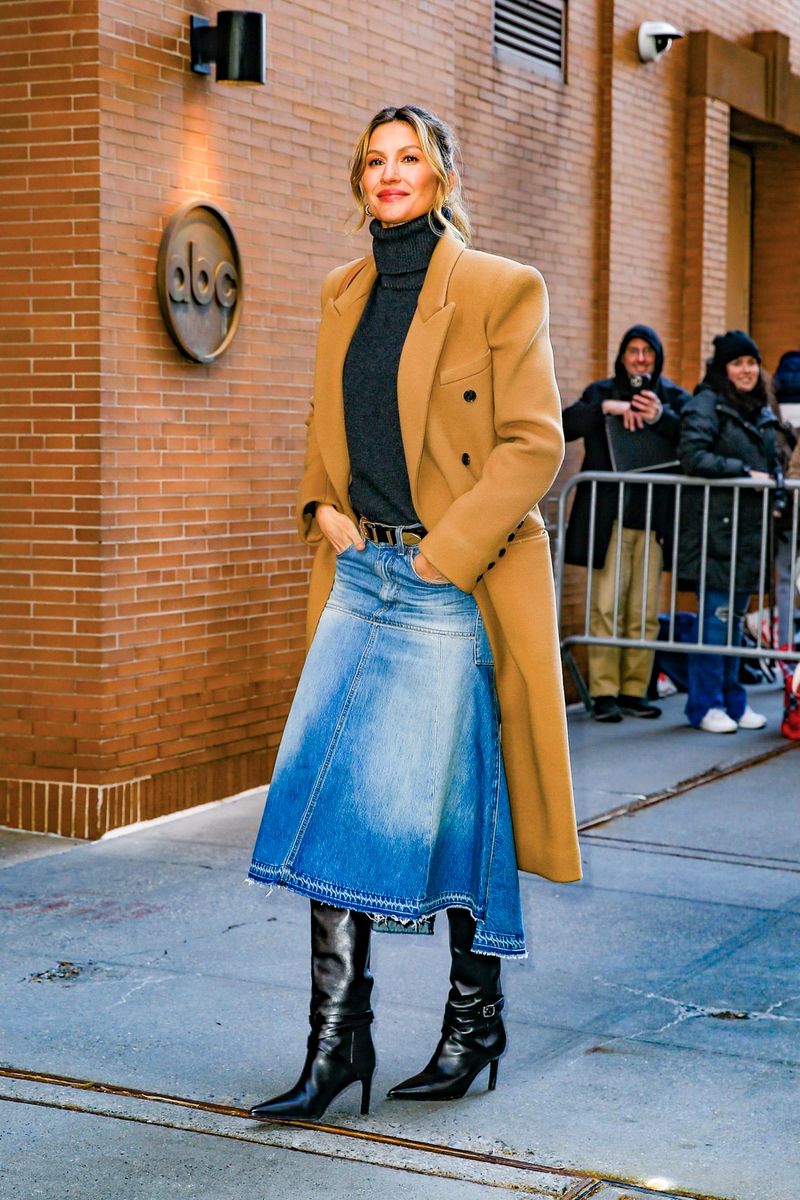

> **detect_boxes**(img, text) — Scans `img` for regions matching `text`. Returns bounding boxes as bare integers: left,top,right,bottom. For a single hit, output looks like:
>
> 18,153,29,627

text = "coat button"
487,561,495,570
461,452,471,465
476,573,483,583
507,532,515,542
498,548,506,557
516,520,524,529
463,389,477,402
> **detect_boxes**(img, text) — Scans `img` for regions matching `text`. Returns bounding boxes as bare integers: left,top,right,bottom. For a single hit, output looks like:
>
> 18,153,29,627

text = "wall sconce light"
190,10,266,84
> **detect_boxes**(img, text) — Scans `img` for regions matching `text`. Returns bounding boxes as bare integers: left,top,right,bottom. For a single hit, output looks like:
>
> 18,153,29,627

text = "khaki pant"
588,523,663,698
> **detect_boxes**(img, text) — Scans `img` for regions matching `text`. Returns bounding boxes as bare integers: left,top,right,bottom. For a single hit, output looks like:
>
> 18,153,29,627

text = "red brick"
4,0,800,836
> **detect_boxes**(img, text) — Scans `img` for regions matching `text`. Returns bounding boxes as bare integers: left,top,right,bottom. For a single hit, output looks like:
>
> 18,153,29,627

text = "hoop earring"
365,203,372,216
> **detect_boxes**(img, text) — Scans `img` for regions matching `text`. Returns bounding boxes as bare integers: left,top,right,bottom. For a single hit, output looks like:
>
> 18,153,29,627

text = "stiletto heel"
250,903,375,1122
388,909,506,1102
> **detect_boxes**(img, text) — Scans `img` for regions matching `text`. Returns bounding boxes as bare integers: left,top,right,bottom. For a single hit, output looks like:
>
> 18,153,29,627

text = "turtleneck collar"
369,212,441,285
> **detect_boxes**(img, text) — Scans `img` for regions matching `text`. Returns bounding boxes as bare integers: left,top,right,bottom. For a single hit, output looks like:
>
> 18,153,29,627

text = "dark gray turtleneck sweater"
343,213,441,527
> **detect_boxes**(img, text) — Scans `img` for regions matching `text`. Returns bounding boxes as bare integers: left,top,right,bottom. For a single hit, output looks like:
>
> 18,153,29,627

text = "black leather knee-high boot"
250,901,375,1120
387,908,504,1101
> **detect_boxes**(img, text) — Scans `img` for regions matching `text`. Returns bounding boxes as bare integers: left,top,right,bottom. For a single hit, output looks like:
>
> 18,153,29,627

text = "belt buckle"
358,516,377,543
358,516,399,546
401,530,422,546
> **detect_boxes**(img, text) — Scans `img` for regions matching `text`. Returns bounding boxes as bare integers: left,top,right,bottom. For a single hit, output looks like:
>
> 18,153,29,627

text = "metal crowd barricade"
553,470,800,709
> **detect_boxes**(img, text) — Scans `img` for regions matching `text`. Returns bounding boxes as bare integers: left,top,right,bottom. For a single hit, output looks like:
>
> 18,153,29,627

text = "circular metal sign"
157,200,243,364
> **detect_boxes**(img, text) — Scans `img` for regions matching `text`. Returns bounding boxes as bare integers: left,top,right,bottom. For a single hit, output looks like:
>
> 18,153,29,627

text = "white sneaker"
737,705,767,730
699,708,738,733
656,672,678,698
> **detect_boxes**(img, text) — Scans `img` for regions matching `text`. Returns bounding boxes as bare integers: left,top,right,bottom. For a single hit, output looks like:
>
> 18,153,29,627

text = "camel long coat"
296,232,581,883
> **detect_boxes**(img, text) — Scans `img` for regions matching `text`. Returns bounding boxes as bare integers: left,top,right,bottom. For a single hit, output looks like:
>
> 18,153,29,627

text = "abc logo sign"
157,200,243,364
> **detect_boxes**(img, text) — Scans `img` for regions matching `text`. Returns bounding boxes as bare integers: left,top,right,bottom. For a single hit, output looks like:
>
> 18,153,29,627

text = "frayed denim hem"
245,876,272,897
368,911,436,935
246,869,527,960
472,933,528,960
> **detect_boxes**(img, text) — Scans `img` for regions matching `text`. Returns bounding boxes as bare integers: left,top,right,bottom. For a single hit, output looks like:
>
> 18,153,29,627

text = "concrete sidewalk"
1,681,798,1199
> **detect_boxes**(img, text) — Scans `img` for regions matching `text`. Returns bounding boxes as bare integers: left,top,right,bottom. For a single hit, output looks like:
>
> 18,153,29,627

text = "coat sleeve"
561,385,604,441
419,266,564,592
297,399,341,545
650,381,689,446
678,398,750,478
296,262,361,545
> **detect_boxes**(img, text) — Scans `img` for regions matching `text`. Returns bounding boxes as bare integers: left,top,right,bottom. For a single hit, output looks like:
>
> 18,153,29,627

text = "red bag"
780,661,800,741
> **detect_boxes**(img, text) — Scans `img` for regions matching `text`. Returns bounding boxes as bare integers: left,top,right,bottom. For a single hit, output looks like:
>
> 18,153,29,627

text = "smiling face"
621,338,657,379
726,355,760,392
359,121,440,227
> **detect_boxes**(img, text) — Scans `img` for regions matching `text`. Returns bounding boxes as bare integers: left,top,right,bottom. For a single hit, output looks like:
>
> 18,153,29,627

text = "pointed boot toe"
251,902,375,1122
388,910,506,1103
387,1054,499,1102
387,994,505,1102
250,1089,309,1120
250,1027,375,1121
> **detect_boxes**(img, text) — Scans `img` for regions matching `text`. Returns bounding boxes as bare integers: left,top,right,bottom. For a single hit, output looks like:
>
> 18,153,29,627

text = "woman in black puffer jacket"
678,331,779,734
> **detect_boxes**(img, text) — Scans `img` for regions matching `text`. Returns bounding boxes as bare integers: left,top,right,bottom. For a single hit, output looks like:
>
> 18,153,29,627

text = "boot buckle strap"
482,1002,500,1018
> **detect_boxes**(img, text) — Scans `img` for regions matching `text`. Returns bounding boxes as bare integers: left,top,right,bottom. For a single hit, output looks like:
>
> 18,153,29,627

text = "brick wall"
751,142,800,371
2,0,800,835
0,0,603,836
556,1,800,650
600,0,800,389
681,96,730,387
0,0,103,828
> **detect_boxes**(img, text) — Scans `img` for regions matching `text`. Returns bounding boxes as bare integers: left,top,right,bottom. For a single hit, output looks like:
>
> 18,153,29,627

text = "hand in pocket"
317,504,365,554
412,552,450,584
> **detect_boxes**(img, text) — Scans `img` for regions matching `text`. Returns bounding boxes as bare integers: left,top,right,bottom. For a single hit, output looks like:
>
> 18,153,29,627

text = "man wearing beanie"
563,326,690,722
678,330,780,733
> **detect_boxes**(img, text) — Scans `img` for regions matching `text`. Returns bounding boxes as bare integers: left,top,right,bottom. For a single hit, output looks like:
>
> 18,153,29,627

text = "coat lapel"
398,236,463,502
313,257,376,511
313,234,465,515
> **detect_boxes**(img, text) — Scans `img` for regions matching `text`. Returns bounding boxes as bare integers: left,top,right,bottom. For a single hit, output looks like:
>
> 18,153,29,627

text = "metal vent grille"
493,0,566,80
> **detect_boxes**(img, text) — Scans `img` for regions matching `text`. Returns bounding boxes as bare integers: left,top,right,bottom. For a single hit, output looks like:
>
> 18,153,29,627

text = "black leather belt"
357,515,427,547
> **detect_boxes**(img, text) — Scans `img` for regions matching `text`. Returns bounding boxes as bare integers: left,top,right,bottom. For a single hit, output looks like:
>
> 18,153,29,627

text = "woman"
246,105,580,1121
678,331,780,733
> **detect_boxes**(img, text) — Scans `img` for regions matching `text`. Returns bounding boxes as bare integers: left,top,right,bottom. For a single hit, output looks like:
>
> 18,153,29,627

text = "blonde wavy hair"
349,105,471,245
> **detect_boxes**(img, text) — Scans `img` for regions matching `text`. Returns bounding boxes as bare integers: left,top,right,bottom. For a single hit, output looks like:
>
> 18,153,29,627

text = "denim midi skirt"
248,539,525,958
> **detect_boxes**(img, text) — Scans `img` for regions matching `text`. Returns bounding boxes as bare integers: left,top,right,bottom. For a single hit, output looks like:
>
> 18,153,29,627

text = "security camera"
637,20,684,62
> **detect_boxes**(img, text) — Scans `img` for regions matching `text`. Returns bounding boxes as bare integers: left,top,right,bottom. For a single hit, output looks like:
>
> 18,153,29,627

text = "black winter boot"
387,908,505,1101
250,901,375,1120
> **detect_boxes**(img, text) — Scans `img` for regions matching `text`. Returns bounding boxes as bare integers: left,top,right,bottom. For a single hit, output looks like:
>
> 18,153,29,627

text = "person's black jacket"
773,351,800,478
677,385,779,593
773,350,800,408
562,325,690,568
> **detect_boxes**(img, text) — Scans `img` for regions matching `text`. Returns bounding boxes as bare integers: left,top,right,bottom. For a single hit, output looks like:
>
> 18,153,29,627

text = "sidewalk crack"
575,979,800,1058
